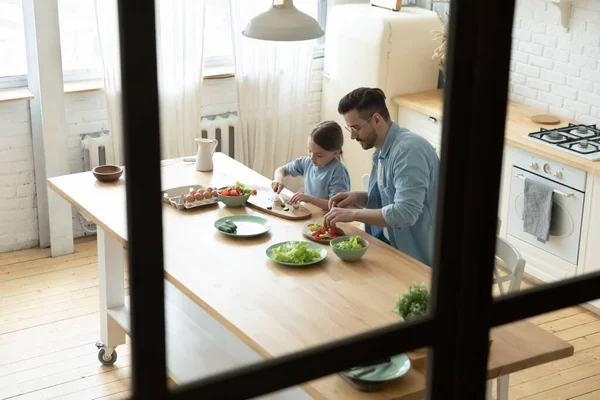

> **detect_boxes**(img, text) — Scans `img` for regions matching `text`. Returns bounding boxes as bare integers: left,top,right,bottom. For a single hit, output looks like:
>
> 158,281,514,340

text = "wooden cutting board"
301,220,345,244
247,190,312,220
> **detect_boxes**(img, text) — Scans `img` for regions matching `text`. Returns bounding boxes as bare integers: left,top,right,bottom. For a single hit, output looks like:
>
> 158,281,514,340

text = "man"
323,87,439,267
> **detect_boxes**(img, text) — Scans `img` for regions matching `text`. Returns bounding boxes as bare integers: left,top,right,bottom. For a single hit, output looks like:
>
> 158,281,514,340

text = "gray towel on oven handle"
523,178,554,241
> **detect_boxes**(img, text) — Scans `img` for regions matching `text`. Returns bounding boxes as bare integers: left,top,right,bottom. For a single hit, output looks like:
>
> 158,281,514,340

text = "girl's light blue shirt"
283,157,351,200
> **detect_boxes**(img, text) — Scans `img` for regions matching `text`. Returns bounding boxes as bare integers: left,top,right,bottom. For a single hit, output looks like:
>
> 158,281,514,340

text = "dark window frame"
116,0,600,398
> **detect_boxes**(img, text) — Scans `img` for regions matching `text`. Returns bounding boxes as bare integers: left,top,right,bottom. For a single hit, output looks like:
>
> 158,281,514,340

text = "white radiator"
81,129,110,171
200,113,238,158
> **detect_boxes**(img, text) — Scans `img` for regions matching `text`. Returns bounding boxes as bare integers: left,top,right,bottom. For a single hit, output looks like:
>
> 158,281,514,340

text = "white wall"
508,0,600,124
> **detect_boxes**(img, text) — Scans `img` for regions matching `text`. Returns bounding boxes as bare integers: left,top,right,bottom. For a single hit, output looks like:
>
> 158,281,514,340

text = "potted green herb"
394,284,430,320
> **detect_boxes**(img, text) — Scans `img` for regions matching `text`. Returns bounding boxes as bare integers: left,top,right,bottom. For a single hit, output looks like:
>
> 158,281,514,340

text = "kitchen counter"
393,89,600,176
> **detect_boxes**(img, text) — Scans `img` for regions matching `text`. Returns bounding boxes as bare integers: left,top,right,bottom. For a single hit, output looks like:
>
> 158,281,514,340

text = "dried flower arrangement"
432,7,449,72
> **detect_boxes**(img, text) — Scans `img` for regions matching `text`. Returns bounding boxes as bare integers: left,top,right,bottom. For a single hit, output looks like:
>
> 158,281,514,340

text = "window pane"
57,0,103,81
0,0,28,78
203,0,234,70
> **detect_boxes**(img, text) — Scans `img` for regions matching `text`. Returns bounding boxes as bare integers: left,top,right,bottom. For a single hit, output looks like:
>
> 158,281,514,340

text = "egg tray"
161,185,218,210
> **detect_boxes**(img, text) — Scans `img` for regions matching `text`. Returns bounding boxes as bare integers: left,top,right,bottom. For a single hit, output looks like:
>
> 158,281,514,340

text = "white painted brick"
0,186,16,199
511,50,529,63
543,47,570,62
570,54,598,68
509,93,525,103
570,20,587,32
516,63,540,78
588,22,600,34
526,77,551,92
540,69,567,84
530,55,554,69
595,83,600,95
68,122,108,135
0,172,35,186
564,99,592,114
518,41,544,55
514,29,532,42
584,45,600,59
16,184,36,197
591,106,600,119
568,75,595,91
511,73,527,84
554,61,581,77
0,135,32,149
547,25,572,38
579,91,600,106
529,21,547,34
0,101,29,115
533,10,559,24
0,122,30,137
524,98,549,111
0,160,35,175
532,33,557,47
0,196,35,211
514,83,538,98
574,113,599,125
573,8,600,23
0,148,31,162
509,82,515,93
558,39,585,54
549,105,575,119
510,61,516,72
574,31,600,46
0,207,37,221
581,67,600,81
538,92,564,107
551,84,578,100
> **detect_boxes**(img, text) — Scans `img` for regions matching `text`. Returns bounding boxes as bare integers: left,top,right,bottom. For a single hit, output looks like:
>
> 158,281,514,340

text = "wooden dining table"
47,152,573,399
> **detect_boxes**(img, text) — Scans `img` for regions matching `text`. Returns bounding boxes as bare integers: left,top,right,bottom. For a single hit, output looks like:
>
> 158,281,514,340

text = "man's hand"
323,207,357,228
328,191,367,209
271,180,284,194
289,192,308,204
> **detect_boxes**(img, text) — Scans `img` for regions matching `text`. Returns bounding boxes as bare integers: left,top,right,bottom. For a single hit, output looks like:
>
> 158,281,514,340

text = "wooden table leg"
95,228,126,365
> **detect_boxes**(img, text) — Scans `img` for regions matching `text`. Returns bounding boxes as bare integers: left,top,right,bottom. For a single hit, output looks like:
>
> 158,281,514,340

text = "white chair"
487,226,526,400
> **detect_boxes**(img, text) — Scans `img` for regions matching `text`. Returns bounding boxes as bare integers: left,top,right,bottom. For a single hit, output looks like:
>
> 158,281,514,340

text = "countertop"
393,89,600,176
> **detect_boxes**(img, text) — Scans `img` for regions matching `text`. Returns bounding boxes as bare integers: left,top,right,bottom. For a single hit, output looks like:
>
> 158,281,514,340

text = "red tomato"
252,189,257,195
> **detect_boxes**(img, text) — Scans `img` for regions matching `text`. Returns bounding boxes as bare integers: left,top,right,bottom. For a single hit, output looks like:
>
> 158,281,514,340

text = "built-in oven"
507,148,586,265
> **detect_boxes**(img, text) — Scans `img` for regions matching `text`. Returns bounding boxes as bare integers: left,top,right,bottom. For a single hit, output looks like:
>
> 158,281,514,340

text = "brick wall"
0,101,37,253
509,0,600,124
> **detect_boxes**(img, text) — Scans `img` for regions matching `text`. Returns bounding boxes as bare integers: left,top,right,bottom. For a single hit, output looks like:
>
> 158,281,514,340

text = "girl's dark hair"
310,120,344,154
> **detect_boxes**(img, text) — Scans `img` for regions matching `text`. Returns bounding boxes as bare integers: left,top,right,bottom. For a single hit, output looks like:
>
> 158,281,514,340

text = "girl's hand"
271,180,284,193
289,192,308,205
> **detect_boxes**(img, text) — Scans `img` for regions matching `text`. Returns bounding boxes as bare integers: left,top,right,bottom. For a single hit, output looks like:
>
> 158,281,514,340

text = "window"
57,0,103,82
0,0,28,89
202,0,324,76
203,0,234,75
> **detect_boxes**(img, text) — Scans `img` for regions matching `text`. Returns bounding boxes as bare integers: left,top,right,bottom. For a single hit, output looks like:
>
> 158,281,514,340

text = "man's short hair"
337,87,391,122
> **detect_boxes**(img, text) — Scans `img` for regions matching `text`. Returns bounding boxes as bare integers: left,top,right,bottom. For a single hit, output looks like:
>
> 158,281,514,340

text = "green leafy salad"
271,241,321,264
332,236,366,250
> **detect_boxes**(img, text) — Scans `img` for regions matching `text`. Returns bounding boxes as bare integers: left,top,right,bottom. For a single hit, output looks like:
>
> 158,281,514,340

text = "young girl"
272,120,351,210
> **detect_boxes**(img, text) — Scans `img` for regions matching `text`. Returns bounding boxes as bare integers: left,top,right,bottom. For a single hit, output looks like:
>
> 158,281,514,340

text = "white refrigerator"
320,4,443,190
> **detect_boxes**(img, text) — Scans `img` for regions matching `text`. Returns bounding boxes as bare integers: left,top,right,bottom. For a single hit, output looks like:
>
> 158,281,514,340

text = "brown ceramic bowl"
93,165,123,183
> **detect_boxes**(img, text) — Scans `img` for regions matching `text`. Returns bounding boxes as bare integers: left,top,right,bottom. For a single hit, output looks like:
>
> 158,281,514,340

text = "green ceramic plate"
214,215,272,238
342,354,411,382
265,241,327,266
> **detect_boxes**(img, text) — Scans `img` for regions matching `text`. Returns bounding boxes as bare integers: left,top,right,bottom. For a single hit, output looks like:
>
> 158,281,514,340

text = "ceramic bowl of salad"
217,182,256,207
330,235,369,262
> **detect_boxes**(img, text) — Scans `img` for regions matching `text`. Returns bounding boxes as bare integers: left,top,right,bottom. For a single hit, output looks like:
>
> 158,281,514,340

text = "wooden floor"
1,238,600,399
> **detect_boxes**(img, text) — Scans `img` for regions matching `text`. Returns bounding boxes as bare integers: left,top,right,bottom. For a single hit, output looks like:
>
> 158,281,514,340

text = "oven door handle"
513,173,574,197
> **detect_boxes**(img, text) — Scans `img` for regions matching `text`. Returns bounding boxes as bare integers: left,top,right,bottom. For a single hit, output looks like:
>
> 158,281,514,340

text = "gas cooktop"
526,123,600,161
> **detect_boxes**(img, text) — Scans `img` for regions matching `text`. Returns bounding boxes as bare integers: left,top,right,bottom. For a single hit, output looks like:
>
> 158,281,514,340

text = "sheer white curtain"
229,0,314,183
95,0,205,164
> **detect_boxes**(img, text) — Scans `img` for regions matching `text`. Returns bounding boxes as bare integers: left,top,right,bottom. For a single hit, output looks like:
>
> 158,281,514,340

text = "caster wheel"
98,348,118,366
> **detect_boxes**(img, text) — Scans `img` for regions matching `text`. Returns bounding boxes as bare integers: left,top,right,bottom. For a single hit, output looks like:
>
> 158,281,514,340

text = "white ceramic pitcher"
194,138,218,172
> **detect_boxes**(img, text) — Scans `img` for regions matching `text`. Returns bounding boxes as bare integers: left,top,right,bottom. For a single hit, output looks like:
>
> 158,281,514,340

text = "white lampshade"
242,0,325,41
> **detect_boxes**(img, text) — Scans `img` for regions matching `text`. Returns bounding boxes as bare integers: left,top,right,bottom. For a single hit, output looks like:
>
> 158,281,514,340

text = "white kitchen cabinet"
397,106,442,157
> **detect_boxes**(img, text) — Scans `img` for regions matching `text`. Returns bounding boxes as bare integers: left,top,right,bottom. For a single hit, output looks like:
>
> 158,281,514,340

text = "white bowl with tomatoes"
217,183,257,207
